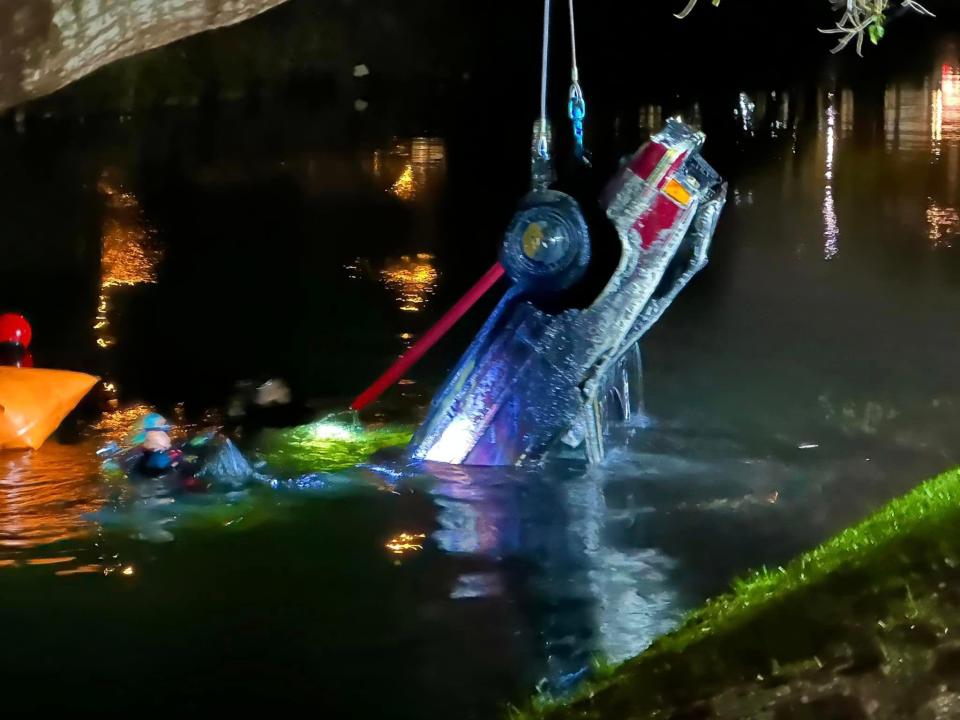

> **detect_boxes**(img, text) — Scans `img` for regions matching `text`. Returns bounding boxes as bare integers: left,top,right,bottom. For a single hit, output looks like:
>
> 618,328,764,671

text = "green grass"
255,419,414,475
524,466,960,719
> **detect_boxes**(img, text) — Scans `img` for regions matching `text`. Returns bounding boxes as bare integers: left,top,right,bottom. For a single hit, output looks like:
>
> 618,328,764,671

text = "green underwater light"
257,419,414,474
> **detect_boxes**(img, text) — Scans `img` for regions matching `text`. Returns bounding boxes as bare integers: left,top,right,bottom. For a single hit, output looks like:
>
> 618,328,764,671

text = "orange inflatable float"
0,367,98,451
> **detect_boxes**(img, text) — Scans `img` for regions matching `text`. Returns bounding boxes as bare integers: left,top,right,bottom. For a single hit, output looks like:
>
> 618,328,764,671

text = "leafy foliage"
676,0,934,54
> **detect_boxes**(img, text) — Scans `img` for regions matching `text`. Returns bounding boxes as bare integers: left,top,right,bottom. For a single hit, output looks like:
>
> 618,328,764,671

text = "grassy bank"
526,466,960,719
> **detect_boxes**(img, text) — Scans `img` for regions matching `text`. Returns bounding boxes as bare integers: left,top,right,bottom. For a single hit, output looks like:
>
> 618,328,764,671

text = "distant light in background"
732,188,754,207
367,137,447,364
770,91,790,137
927,63,960,246
680,101,702,132
736,92,756,134
885,83,930,152
932,88,943,153
840,89,855,139
932,64,960,156
344,258,366,281
943,63,959,96
882,63,960,154
638,105,663,134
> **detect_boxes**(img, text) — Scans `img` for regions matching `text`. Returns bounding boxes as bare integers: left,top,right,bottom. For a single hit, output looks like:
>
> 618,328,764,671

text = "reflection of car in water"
411,119,726,467
422,461,682,690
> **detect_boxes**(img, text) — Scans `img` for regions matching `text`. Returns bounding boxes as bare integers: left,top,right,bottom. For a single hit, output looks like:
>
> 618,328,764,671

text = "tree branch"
0,0,291,112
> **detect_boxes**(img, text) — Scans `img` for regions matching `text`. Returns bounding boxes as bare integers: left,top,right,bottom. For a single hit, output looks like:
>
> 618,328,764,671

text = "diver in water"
127,413,196,490
135,414,183,478
101,411,254,491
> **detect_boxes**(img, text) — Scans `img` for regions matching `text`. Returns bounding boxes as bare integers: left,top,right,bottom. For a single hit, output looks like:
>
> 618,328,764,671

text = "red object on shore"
0,313,32,348
351,262,506,412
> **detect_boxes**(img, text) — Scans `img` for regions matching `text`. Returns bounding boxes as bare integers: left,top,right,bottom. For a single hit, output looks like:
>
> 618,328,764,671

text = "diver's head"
128,412,173,448
141,413,171,433
142,429,172,452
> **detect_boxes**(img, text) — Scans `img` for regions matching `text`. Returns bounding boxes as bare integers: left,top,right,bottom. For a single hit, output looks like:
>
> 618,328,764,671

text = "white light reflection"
927,63,960,245
927,200,960,248
933,87,944,156
823,96,840,260
736,92,756,134
639,105,663,133
423,415,475,464
732,188,754,208
933,64,960,158
770,91,790,138
885,82,931,152
425,463,682,669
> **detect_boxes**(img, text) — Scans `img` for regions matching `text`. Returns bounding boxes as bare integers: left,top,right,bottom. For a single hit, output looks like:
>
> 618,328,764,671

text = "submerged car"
410,119,727,466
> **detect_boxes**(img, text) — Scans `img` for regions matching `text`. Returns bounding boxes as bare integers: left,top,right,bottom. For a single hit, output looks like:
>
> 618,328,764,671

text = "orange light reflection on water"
92,403,152,444
0,442,106,553
95,172,161,351
385,532,427,556
380,254,439,313
385,138,446,203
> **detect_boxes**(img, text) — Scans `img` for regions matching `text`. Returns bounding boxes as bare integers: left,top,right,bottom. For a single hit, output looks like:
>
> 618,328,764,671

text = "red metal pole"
350,262,506,411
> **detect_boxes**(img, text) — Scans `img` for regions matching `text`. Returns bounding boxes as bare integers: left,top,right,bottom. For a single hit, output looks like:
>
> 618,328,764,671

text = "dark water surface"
4,29,960,717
